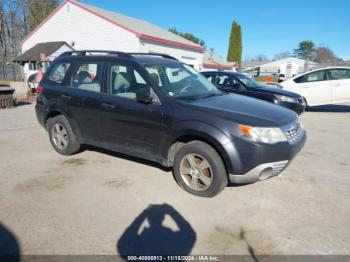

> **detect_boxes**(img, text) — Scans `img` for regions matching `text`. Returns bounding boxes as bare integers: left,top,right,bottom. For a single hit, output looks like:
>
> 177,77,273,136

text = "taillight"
36,85,43,95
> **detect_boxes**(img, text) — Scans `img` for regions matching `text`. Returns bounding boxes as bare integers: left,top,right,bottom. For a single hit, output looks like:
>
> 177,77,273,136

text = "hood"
250,84,302,98
177,93,297,127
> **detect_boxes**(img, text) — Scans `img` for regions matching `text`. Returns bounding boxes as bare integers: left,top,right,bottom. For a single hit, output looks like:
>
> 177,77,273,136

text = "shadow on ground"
0,223,20,262
307,104,350,113
85,145,171,172
117,204,196,259
15,101,32,107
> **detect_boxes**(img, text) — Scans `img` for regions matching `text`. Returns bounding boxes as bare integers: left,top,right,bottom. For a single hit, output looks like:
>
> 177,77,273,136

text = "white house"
19,0,205,78
243,57,318,78
14,41,74,79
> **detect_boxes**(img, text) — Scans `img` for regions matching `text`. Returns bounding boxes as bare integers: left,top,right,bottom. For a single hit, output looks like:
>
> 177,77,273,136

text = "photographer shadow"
117,204,196,258
0,223,20,262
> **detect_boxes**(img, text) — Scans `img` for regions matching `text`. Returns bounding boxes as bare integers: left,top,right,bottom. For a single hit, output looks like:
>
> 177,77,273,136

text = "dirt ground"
0,103,349,257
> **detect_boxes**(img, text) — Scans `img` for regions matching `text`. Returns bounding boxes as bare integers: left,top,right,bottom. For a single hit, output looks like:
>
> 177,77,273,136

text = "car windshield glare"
145,63,221,99
236,74,262,88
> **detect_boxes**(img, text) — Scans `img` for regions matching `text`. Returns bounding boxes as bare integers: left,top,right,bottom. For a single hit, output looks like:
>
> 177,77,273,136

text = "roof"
241,60,267,70
260,57,318,68
20,0,205,52
14,41,72,62
202,53,235,70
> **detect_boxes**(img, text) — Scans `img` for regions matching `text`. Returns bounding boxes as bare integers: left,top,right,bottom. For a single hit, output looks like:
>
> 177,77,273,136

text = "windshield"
144,63,221,99
235,74,263,88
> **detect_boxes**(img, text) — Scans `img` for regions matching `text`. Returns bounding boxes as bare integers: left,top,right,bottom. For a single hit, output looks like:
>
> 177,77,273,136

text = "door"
327,68,350,103
295,70,331,105
46,61,104,142
66,61,107,142
100,61,165,159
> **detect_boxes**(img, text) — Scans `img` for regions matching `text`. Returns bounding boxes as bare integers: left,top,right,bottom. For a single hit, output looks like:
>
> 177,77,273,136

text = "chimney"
210,48,214,61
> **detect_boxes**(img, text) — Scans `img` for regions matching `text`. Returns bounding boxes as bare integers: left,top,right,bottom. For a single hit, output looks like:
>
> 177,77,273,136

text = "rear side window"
328,69,350,80
72,63,103,93
294,75,304,83
48,63,71,84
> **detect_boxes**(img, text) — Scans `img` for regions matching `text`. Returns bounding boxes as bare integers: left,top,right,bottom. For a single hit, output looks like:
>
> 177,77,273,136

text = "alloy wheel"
51,123,69,150
179,153,213,191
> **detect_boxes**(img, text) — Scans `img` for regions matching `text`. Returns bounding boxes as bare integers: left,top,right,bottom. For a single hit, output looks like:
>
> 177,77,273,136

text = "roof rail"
59,50,132,58
129,53,178,61
58,51,178,61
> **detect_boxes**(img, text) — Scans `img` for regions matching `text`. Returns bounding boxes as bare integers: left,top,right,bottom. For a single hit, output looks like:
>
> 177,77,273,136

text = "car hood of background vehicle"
177,93,297,127
252,85,302,98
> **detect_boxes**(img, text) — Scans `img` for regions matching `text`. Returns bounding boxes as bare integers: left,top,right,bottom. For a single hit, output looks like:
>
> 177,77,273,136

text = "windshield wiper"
198,93,220,99
173,93,221,100
173,96,200,100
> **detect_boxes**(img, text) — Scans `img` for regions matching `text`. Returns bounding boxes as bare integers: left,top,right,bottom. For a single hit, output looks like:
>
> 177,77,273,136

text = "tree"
314,47,339,65
0,0,30,63
227,21,242,66
253,54,269,62
294,40,315,61
273,51,291,60
28,0,59,32
169,27,206,47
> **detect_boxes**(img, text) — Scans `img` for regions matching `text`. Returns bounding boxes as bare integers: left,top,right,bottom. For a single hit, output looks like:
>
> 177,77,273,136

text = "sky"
80,0,350,60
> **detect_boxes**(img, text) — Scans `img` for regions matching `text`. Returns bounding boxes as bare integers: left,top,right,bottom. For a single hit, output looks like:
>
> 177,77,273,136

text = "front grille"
284,122,304,144
272,162,287,176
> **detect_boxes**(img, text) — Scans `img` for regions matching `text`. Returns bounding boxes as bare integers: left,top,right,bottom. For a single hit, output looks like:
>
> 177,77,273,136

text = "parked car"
36,50,306,197
27,73,39,93
202,71,306,114
280,67,350,106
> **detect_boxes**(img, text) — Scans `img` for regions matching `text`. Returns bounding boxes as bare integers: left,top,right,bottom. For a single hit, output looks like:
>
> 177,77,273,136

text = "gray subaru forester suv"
36,51,306,197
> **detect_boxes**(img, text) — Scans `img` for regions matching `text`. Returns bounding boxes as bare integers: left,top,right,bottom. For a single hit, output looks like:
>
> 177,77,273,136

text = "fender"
163,120,242,174
45,99,82,140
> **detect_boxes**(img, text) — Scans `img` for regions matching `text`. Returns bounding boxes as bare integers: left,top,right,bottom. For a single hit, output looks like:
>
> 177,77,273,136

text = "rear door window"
304,70,327,82
48,62,71,85
72,63,103,93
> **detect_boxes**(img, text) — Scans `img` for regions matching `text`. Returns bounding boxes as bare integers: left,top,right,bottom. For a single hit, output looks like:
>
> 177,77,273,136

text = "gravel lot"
0,103,349,257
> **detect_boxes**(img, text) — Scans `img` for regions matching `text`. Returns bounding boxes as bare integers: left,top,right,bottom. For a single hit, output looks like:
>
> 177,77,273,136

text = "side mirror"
136,88,153,104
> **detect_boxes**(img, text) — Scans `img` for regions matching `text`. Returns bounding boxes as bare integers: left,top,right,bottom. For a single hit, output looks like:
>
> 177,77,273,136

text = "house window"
29,62,38,71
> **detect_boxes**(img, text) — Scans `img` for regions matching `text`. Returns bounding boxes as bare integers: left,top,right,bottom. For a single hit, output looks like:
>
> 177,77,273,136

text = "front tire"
46,115,80,155
173,141,228,197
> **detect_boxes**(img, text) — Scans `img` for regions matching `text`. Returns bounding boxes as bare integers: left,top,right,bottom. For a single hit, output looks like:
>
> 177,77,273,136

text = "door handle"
101,102,116,109
61,94,71,100
303,86,309,89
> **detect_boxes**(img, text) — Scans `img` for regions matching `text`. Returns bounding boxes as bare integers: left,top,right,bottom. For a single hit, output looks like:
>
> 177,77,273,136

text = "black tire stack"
0,94,14,109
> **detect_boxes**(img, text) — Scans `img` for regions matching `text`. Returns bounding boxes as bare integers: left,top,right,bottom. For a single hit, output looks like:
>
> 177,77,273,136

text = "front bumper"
229,160,289,184
225,128,306,184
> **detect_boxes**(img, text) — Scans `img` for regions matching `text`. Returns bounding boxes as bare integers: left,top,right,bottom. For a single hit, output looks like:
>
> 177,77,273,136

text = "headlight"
239,125,287,144
274,95,297,103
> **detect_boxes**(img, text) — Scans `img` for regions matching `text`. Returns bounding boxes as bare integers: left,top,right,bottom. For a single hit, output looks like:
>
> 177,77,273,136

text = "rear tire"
46,115,80,155
173,141,228,197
